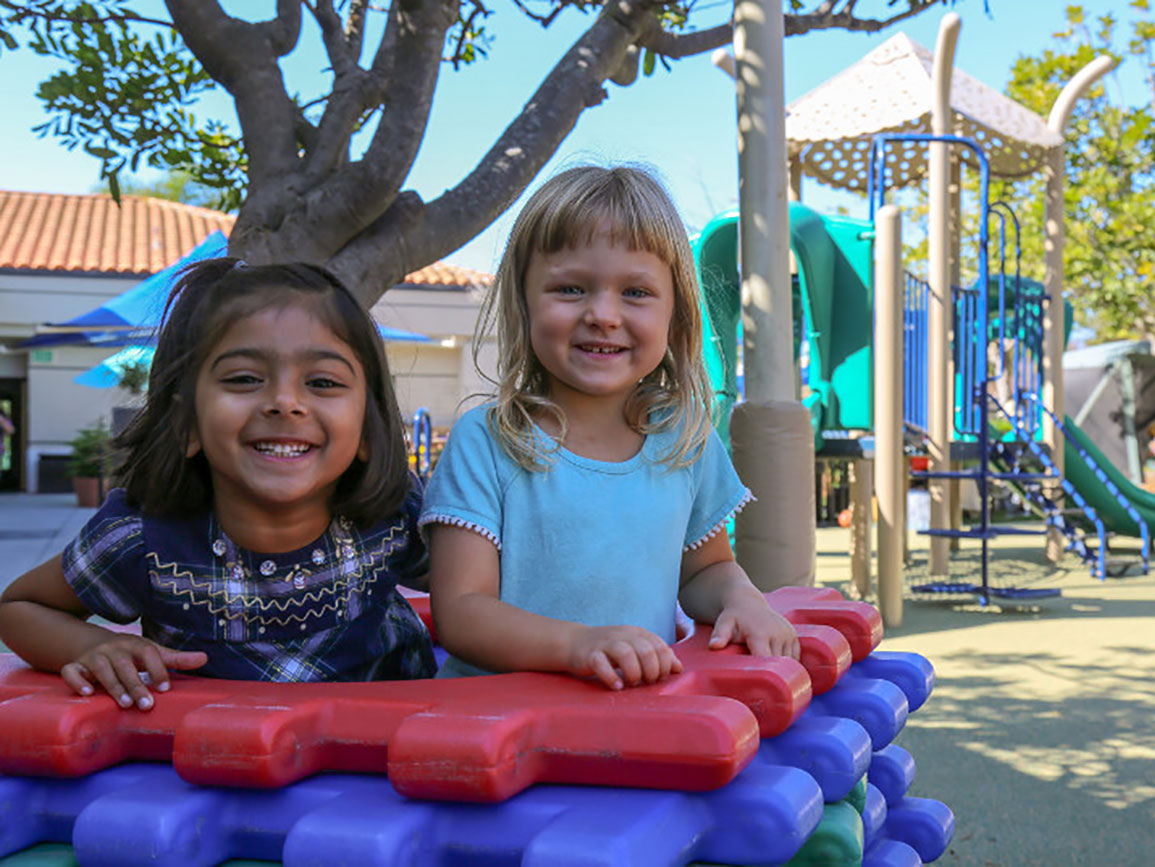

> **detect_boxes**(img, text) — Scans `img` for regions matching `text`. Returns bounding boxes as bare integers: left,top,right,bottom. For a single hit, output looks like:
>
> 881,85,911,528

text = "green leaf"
643,48,655,77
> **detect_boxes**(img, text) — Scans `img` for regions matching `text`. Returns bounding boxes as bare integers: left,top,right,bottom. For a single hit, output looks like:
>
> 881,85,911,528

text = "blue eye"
623,287,651,299
554,285,583,296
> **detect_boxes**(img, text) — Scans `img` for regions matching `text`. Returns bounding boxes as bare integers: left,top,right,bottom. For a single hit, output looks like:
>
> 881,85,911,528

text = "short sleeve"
61,488,149,623
684,429,753,551
418,407,506,550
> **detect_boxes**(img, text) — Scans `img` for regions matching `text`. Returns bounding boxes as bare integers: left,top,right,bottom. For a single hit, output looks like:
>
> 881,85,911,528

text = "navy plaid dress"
61,482,436,682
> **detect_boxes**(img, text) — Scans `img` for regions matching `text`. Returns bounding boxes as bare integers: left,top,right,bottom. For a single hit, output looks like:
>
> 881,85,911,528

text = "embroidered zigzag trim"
147,522,403,626
418,513,502,551
683,489,756,552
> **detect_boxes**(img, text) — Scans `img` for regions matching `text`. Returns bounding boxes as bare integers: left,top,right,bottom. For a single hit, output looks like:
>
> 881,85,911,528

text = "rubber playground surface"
831,525,1155,866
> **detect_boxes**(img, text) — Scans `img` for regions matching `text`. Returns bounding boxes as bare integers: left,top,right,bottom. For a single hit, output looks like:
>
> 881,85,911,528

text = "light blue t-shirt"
418,405,751,677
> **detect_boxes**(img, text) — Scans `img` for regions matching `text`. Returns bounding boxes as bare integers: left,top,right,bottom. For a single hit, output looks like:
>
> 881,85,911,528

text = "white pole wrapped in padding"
730,400,816,590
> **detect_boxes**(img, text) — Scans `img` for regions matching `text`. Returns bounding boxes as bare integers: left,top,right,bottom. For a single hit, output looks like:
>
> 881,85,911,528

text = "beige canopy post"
927,14,961,578
875,203,905,626
728,3,817,590
1041,55,1117,562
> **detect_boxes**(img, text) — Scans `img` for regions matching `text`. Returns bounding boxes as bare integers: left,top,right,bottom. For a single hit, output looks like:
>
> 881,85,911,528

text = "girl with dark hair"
0,259,435,710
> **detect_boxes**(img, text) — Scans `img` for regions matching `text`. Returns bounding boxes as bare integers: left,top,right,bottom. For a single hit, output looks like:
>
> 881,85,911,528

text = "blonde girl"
421,165,798,689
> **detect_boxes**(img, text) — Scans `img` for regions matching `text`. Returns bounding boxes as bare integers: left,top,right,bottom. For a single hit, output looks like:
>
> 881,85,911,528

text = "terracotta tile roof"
0,189,494,288
399,261,493,289
0,190,235,275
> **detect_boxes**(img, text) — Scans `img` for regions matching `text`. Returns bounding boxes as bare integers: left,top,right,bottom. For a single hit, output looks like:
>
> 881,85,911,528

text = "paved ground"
0,493,94,586
818,530,1155,866
1,493,1153,865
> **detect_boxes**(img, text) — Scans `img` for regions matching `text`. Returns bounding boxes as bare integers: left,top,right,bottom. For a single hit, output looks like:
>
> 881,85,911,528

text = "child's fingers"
608,642,644,686
744,632,774,657
156,646,208,672
107,654,155,710
84,655,134,709
708,615,737,649
589,651,623,691
777,635,800,660
631,640,665,683
60,661,95,697
136,645,174,694
653,641,682,679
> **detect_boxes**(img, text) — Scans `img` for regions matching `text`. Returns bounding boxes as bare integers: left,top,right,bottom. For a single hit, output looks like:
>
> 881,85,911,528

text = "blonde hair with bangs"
472,164,714,471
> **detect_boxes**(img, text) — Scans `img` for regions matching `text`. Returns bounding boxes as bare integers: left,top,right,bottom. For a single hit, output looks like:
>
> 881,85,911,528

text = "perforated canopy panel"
786,33,1062,191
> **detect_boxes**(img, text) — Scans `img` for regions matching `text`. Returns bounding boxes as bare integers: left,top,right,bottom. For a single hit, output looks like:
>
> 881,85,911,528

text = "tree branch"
278,0,458,258
308,0,359,78
508,0,567,28
0,0,171,29
344,0,371,58
330,0,662,294
638,21,731,58
784,0,946,36
165,1,301,200
265,0,303,56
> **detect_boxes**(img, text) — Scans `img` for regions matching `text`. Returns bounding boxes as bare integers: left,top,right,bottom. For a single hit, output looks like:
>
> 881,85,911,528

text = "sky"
0,0,1144,274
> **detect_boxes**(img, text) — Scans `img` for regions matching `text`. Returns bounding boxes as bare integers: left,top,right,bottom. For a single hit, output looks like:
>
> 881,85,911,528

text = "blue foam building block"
808,676,908,751
0,765,171,857
861,784,920,866
883,797,954,863
863,837,922,867
7,759,822,867
861,779,888,842
757,711,871,803
862,773,954,864
868,744,916,807
844,652,935,712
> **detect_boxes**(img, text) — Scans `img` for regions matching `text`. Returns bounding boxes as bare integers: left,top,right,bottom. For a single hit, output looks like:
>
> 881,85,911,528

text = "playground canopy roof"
785,33,1063,192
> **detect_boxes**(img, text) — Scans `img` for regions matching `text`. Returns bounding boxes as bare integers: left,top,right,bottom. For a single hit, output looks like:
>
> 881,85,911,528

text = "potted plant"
68,419,112,508
111,352,152,436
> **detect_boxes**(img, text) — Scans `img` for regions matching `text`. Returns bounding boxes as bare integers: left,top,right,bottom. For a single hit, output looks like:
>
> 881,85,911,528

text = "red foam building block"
768,586,883,661
0,587,877,802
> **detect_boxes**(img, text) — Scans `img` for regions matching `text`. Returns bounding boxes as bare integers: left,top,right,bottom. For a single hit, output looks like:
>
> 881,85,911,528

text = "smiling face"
523,228,675,417
186,301,368,526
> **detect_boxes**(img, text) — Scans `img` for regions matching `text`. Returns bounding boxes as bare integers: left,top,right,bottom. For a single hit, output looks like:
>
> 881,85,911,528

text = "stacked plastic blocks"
0,586,953,866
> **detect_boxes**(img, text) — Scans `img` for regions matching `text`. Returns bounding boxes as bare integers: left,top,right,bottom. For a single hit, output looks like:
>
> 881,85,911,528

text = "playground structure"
0,587,955,865
698,18,1151,623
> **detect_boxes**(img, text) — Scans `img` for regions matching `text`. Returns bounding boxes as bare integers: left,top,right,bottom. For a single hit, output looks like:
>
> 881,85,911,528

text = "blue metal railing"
952,282,982,437
990,395,1108,579
1035,398,1150,576
903,271,929,433
412,406,433,481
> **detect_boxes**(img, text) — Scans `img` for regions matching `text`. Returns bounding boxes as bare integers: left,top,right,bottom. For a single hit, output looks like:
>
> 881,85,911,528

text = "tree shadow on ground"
897,646,1155,865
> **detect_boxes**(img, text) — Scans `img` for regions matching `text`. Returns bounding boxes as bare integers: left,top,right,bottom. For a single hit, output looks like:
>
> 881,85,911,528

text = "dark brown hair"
114,258,410,527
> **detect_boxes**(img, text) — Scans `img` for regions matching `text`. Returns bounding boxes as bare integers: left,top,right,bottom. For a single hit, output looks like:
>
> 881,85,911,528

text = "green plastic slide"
1063,416,1155,540
692,205,876,452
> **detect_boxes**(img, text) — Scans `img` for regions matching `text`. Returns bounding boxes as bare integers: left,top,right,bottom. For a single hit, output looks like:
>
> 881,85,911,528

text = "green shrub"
68,420,112,478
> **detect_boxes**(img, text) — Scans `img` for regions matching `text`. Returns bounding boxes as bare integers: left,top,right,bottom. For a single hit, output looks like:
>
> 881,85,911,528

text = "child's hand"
708,599,800,660
60,635,207,711
568,625,683,690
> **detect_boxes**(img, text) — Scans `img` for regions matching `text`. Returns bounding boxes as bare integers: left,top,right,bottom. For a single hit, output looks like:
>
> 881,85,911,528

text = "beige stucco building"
0,191,490,493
